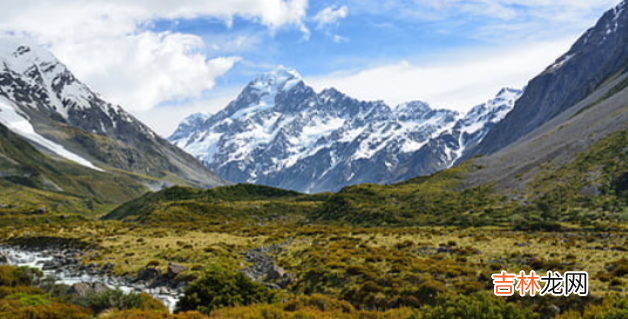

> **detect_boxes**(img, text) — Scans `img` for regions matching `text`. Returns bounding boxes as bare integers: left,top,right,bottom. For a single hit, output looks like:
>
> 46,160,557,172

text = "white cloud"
313,5,349,28
413,0,620,20
333,35,350,43
306,38,576,112
51,32,241,111
0,0,310,111
350,0,620,41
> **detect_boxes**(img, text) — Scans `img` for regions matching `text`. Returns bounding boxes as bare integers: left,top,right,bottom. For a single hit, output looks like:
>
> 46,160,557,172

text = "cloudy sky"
0,0,621,136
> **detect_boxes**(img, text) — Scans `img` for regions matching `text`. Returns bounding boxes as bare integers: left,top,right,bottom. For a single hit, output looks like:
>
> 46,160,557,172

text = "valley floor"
1,220,627,318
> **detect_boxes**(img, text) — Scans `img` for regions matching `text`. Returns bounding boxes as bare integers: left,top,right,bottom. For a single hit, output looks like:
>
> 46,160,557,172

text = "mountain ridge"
467,0,628,158
169,66,521,193
0,38,226,214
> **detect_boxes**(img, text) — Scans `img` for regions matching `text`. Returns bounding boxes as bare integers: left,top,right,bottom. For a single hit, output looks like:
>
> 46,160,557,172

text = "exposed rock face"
469,1,628,157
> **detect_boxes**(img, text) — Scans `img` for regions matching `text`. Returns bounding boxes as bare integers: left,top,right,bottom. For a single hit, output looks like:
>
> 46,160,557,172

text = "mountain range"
169,67,521,193
169,1,628,196
2,0,628,219
109,0,628,229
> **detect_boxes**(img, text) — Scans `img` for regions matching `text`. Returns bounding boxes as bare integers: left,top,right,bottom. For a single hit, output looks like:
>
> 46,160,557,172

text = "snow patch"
0,96,103,171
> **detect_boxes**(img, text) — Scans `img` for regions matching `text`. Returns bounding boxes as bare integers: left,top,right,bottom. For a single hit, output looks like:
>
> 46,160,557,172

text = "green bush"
418,293,537,319
0,266,42,287
176,266,277,314
77,289,145,314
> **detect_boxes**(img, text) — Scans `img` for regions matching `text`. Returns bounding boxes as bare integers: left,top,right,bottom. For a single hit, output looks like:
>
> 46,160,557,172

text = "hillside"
469,1,628,157
102,184,326,224
0,39,226,217
0,39,225,196
0,122,147,219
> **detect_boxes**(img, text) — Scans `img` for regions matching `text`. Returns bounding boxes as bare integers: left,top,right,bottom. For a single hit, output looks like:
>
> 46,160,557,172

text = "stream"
1,247,181,313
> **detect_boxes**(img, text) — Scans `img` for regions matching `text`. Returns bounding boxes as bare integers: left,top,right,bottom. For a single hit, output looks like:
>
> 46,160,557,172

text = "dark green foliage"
527,129,628,225
103,183,322,224
176,266,277,314
311,164,510,226
416,293,538,319
76,289,144,313
0,266,42,287
513,220,562,232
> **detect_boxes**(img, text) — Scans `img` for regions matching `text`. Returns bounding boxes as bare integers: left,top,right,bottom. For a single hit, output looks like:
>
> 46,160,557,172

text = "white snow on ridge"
169,63,524,192
0,96,103,171
0,38,121,121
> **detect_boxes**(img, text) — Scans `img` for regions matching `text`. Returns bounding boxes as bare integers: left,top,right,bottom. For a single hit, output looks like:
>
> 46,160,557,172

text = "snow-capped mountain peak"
249,65,302,95
0,38,225,188
169,66,522,193
183,112,211,125
0,37,139,137
0,38,58,74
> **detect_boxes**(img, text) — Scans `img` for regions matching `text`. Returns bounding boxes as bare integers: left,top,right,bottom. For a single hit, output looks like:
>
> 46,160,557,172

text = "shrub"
0,266,42,287
418,293,537,319
0,298,92,319
77,289,149,314
176,266,277,314
554,298,628,319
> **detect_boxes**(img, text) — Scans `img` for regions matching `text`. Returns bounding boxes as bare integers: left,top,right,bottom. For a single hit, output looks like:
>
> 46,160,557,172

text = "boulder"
68,282,111,297
167,262,186,279
265,265,286,281
135,267,160,282
41,260,60,271
0,251,9,265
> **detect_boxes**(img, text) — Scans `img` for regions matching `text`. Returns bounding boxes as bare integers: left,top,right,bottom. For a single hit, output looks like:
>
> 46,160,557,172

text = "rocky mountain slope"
468,0,628,157
0,39,225,213
169,67,520,193
307,0,628,226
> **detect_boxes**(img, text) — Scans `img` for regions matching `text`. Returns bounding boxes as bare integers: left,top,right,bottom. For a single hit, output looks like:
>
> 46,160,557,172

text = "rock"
265,265,286,281
277,275,293,289
68,282,111,297
41,260,60,271
167,262,186,279
135,268,160,282
101,262,114,274
264,283,282,290
68,283,91,296
436,246,450,253
0,251,9,265
241,269,256,281
579,185,601,197
547,304,561,316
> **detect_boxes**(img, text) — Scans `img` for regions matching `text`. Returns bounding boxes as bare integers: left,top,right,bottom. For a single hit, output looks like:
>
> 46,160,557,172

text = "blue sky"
0,0,621,135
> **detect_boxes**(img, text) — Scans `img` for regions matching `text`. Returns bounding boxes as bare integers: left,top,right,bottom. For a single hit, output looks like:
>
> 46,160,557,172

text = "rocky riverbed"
0,241,294,313
240,243,292,289
0,245,184,312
